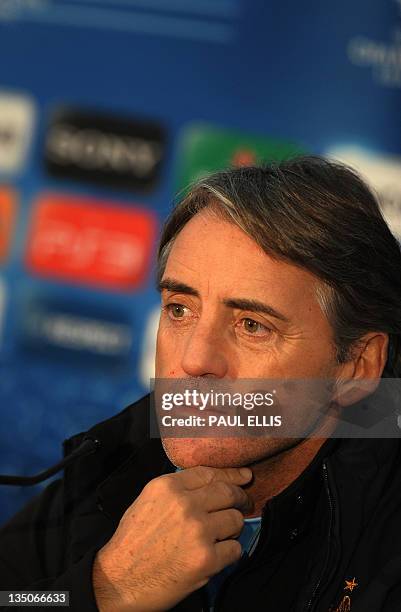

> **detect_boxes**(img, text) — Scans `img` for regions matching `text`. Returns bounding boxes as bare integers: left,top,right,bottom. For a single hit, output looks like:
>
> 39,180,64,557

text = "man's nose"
180,320,229,378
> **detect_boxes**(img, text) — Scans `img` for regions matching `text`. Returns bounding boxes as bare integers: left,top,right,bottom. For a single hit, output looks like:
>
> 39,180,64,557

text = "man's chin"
161,436,287,469
161,437,236,468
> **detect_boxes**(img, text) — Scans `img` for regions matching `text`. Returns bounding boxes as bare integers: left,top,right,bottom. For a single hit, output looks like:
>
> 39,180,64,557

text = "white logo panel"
140,305,161,388
0,92,35,174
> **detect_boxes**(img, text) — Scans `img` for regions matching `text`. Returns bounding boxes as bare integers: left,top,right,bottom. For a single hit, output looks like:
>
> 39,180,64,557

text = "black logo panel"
44,108,166,191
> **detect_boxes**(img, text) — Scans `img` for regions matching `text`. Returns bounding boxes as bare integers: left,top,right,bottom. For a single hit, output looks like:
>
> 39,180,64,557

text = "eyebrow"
158,277,290,323
223,298,290,323
158,278,199,296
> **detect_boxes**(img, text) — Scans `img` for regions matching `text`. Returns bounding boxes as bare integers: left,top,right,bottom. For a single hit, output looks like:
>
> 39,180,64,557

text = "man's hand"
92,465,253,612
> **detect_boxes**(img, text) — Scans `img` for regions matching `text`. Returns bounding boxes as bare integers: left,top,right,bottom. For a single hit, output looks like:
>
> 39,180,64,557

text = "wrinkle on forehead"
163,208,324,321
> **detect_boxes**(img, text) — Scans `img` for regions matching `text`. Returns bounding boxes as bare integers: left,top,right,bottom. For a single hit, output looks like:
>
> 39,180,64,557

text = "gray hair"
158,156,401,377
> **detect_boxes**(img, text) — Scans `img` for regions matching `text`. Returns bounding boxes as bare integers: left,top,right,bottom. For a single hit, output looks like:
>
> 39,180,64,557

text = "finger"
171,465,253,491
194,480,253,514
214,539,242,573
208,509,244,541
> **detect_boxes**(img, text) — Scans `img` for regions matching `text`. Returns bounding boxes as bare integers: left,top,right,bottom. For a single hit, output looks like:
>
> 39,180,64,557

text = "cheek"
241,336,337,379
295,339,338,378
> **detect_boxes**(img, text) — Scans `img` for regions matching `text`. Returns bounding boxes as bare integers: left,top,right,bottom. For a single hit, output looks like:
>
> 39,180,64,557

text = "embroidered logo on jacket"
330,578,358,611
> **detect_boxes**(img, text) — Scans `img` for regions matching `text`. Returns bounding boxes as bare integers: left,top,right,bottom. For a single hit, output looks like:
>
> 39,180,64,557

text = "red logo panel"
0,187,17,263
25,194,157,291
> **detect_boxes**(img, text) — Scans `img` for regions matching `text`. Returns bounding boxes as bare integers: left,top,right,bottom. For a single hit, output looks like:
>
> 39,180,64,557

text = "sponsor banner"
0,187,17,263
19,297,133,363
44,108,166,191
25,193,157,291
0,92,35,175
326,146,401,239
347,0,401,90
176,123,304,189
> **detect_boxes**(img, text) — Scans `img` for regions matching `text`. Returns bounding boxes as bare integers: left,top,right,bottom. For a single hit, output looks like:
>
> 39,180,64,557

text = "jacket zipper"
303,462,334,612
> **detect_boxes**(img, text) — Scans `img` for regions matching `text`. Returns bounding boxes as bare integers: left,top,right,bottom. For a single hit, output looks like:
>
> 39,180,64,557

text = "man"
1,155,401,612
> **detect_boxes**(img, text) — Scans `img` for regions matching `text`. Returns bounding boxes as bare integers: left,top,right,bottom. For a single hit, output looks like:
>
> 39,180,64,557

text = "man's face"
155,208,343,468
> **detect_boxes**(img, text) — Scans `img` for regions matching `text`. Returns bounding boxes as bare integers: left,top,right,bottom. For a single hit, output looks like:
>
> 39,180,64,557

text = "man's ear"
333,332,389,407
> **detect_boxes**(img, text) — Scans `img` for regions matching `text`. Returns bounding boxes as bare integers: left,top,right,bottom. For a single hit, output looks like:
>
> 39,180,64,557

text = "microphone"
0,437,100,486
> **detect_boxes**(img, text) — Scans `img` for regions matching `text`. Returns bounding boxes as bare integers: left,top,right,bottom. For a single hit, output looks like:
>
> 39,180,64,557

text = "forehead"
163,208,321,311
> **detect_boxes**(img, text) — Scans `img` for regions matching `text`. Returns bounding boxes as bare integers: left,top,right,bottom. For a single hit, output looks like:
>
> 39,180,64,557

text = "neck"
244,437,327,518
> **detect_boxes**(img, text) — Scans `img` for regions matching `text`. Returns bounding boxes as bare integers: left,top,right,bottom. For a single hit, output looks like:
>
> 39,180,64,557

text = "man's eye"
241,318,270,335
166,304,188,319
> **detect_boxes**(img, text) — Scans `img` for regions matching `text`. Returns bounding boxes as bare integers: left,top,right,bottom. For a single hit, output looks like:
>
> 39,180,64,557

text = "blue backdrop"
0,0,400,524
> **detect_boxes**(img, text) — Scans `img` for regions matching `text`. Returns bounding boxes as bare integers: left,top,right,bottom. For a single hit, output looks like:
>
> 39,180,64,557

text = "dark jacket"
1,393,401,612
